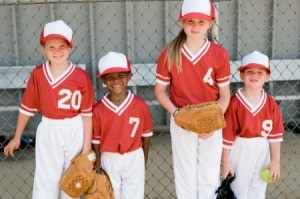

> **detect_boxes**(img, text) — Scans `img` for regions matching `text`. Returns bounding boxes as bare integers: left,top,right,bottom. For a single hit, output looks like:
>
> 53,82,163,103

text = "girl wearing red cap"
4,20,94,199
155,0,231,198
221,51,284,198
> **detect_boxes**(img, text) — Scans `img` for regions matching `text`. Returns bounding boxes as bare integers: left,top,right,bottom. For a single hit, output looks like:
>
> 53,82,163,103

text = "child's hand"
198,131,214,139
96,165,102,174
222,162,234,180
4,138,21,157
263,162,280,182
82,145,92,154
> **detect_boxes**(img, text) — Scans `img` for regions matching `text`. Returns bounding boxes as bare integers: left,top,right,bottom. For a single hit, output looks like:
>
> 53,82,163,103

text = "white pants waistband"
235,136,268,146
41,115,82,126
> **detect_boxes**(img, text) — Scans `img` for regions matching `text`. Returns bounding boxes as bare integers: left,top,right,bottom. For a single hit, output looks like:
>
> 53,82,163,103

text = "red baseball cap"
238,51,271,74
97,52,132,77
40,20,73,48
178,0,216,21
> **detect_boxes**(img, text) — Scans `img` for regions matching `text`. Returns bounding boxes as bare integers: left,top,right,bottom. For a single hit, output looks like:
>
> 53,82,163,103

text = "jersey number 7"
129,117,140,137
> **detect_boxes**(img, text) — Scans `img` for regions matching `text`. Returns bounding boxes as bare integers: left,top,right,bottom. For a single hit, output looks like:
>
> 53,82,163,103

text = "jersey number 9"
261,120,273,137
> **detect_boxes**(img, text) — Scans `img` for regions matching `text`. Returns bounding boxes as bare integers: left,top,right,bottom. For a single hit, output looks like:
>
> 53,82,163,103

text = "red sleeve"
80,70,95,116
223,97,238,149
156,49,171,85
215,48,230,87
142,103,153,137
92,105,101,145
20,69,39,116
268,99,284,142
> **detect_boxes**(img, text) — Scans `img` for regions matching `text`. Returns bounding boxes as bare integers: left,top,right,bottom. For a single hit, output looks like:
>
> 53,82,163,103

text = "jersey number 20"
58,89,82,110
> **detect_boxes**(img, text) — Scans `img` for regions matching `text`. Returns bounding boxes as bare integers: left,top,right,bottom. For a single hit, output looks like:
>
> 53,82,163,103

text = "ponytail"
165,29,186,73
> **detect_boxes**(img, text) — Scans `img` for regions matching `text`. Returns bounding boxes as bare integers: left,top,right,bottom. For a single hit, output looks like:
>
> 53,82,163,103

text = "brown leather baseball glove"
85,168,114,199
59,150,96,198
174,101,226,133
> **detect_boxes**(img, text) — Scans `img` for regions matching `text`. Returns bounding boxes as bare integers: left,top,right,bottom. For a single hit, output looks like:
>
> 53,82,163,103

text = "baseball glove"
59,150,97,198
85,168,114,199
174,101,226,133
215,174,237,199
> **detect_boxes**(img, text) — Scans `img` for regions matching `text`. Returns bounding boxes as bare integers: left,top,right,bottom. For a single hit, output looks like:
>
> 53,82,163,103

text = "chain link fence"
0,0,299,198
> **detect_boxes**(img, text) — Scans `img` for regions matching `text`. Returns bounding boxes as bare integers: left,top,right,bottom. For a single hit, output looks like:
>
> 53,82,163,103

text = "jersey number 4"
58,89,82,110
203,68,214,85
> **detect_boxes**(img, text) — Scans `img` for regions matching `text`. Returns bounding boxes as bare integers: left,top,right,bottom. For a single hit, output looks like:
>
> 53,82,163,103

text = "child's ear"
40,44,46,54
209,20,216,28
100,78,108,88
265,73,271,82
128,73,133,80
239,72,244,81
100,77,106,83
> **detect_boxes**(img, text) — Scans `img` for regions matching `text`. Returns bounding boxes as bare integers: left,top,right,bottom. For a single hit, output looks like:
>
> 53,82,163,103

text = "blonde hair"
165,21,215,73
166,29,186,73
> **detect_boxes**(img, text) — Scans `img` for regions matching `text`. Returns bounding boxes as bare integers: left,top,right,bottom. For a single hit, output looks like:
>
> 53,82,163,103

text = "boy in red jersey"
4,20,95,199
222,51,284,198
92,52,153,199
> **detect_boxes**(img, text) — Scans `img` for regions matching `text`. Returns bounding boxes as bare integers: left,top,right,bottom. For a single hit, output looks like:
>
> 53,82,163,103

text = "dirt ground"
1,131,299,199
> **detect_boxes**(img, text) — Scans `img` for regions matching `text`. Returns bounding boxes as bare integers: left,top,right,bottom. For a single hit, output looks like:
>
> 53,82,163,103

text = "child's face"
101,72,132,94
41,38,71,66
182,18,214,41
240,67,270,89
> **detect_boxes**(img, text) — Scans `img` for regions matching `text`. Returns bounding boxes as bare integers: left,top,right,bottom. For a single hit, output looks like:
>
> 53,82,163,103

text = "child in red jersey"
221,51,284,198
4,20,94,199
154,0,231,198
92,52,153,199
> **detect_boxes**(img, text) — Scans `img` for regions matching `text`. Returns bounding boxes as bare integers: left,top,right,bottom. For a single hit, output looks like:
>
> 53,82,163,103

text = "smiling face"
41,38,71,67
101,72,132,96
240,67,270,89
182,18,214,42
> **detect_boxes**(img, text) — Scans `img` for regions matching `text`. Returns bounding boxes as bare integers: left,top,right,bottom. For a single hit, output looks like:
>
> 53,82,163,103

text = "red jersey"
92,91,153,154
223,89,284,149
20,61,94,119
156,40,230,107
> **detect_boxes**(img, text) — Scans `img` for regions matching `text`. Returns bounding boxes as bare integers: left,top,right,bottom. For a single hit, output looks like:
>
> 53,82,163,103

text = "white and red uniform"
223,88,284,198
92,90,153,199
21,61,94,199
156,41,230,107
156,39,230,198
20,61,94,118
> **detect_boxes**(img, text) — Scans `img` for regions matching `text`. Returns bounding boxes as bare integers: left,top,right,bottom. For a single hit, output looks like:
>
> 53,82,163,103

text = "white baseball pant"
32,115,83,199
170,116,222,199
101,148,145,199
230,137,270,199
